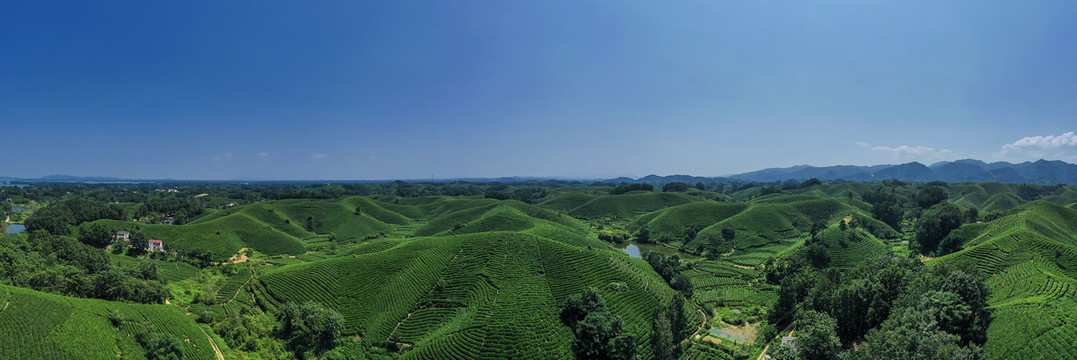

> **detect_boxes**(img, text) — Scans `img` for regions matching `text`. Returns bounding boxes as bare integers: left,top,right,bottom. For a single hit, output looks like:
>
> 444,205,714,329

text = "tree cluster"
645,252,694,297
661,182,690,192
610,183,654,195
914,203,965,256
0,230,167,303
136,195,206,224
560,288,636,360
279,301,346,357
767,256,989,360
24,198,125,235
915,186,948,209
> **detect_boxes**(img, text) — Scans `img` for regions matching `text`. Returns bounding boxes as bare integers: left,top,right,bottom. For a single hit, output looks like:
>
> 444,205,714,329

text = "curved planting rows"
986,302,1077,359
256,231,695,359
988,261,1076,306
0,285,216,360
686,260,773,308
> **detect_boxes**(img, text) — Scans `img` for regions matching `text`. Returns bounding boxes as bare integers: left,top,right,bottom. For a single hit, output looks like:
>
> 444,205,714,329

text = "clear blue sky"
3,1,1076,180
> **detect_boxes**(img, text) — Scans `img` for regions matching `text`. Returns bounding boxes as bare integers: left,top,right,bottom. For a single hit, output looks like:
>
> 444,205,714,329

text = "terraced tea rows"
253,231,691,359
0,285,217,360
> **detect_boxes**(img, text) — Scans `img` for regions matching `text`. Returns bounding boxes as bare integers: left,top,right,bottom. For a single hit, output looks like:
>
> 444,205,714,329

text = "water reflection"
613,242,698,260
4,224,25,235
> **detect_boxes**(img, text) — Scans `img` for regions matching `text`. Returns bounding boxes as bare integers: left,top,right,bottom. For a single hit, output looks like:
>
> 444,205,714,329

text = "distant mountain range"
3,159,1076,185
725,159,1077,184
616,159,1077,185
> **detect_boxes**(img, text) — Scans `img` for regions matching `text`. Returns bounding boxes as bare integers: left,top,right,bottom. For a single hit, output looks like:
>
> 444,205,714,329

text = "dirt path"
224,265,257,305
227,248,250,264
3,300,9,311
683,307,708,344
199,327,225,360
756,327,795,360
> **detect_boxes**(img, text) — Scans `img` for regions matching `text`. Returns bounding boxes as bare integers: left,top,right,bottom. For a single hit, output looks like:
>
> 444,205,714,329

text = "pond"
12,206,25,211
5,224,25,234
709,328,751,343
613,242,699,260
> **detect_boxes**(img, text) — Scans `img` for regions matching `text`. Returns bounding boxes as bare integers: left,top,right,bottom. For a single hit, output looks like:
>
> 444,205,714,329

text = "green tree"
808,221,826,240
793,310,840,360
144,333,184,360
871,201,903,230
138,260,160,281
77,222,113,248
635,226,651,243
662,182,690,192
831,279,871,343
669,295,687,339
914,204,963,255
561,287,606,327
721,225,736,242
939,271,990,345
574,312,624,359
670,273,694,298
279,301,345,353
608,333,637,360
651,309,676,360
916,186,948,208
128,231,149,255
807,244,830,269
853,308,959,360
964,207,979,223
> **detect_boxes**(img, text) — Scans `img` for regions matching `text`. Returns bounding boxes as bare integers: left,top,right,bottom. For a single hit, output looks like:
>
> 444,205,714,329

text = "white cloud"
855,142,870,147
212,153,234,161
257,152,270,158
1000,131,1077,155
871,145,954,162
312,153,327,160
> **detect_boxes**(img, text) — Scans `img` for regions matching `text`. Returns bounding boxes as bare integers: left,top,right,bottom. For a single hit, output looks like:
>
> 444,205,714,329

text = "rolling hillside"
253,232,697,359
627,195,898,253
544,191,701,219
0,284,219,360
932,201,1077,359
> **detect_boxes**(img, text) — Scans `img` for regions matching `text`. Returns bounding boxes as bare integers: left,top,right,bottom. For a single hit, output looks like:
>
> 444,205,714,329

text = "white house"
148,239,164,252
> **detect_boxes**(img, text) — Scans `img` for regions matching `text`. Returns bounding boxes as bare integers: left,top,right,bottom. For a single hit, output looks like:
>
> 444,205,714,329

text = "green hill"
253,232,697,359
557,192,700,219
0,284,218,360
628,195,898,254
537,192,595,212
93,197,414,261
931,201,1077,359
627,202,748,244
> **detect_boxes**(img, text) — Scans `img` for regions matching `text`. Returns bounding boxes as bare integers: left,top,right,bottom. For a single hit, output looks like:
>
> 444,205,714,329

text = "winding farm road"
199,327,225,360
684,306,708,344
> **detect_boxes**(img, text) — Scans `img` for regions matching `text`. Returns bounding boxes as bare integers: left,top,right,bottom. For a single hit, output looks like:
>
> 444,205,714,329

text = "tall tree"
651,309,676,360
794,310,840,360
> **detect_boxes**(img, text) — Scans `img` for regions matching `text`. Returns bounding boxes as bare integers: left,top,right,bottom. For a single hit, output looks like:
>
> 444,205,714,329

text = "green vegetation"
0,284,217,359
2,180,1076,359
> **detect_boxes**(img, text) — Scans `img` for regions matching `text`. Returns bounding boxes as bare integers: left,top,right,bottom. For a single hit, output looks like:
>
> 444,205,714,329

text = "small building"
148,239,164,252
116,231,130,242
